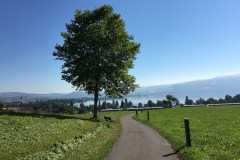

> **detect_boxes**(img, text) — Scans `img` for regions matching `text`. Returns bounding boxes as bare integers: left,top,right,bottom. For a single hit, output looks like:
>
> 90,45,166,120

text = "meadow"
0,111,128,160
134,106,240,159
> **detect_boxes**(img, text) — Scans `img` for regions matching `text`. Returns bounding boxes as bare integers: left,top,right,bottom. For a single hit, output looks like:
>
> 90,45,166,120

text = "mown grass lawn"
134,106,240,160
0,111,128,160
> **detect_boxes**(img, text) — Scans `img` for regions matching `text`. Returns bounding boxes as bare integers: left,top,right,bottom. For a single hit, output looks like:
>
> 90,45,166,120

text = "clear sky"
0,0,240,93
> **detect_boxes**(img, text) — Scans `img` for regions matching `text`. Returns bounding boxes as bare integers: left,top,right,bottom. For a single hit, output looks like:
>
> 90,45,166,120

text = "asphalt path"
105,115,179,160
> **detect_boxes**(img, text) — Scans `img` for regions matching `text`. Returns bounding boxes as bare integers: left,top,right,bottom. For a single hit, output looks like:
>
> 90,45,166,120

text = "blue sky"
0,0,240,93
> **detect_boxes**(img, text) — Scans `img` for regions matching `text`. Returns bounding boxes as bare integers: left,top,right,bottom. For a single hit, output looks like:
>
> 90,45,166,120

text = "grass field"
134,106,240,159
0,111,128,160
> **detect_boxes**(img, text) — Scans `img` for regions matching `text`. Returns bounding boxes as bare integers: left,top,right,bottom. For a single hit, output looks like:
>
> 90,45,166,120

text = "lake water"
74,96,186,107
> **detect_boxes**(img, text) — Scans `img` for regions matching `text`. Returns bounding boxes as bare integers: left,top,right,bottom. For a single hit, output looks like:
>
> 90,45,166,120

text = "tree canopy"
53,5,140,118
165,95,179,107
185,96,193,105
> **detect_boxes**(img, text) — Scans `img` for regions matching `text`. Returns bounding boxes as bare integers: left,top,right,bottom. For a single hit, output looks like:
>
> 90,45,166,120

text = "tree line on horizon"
185,94,240,105
0,94,179,114
1,93,240,114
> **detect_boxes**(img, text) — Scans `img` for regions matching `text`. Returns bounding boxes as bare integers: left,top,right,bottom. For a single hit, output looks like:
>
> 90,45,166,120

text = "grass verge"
133,106,240,160
0,111,128,160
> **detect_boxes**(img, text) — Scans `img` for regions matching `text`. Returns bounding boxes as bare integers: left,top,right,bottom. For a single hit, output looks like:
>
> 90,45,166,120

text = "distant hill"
128,74,240,101
1,74,240,102
0,91,91,102
59,91,92,99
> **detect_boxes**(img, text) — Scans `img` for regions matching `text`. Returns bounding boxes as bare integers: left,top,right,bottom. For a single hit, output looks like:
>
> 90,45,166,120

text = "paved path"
106,115,179,160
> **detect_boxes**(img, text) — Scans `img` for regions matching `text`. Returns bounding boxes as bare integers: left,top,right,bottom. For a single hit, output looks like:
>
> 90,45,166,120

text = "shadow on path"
162,145,186,157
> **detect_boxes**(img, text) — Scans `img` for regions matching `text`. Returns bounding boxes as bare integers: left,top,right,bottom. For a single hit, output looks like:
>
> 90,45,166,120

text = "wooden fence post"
184,118,191,147
147,110,149,120
136,110,138,118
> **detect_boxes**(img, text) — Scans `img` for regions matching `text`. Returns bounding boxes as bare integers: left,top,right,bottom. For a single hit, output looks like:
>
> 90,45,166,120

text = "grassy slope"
0,111,128,160
62,112,125,160
134,106,240,160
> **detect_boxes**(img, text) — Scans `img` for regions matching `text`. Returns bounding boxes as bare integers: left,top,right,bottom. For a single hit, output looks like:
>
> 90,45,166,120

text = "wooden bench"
104,116,113,122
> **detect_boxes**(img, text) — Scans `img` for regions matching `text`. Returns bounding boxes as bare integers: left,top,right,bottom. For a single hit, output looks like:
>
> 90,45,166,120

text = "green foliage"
120,100,125,108
225,95,232,103
156,100,163,106
195,98,206,105
0,101,4,111
138,102,143,108
166,95,179,107
128,101,133,108
78,102,87,114
185,96,194,105
102,101,107,109
134,106,240,159
125,98,128,108
147,100,154,107
206,97,218,104
53,5,140,118
115,100,119,108
17,100,77,114
195,94,240,105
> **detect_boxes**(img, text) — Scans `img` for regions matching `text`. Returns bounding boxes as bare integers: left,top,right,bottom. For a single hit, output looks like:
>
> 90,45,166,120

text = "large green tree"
53,5,140,118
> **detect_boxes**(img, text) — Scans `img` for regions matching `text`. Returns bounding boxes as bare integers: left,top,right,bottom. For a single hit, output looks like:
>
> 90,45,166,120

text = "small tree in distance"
185,96,194,105
0,101,4,111
166,95,179,107
147,100,154,107
156,100,163,107
138,102,143,108
120,100,125,108
53,5,140,119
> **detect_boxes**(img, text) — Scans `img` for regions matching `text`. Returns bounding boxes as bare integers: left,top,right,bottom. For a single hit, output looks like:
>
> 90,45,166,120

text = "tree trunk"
169,100,172,107
93,90,98,119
